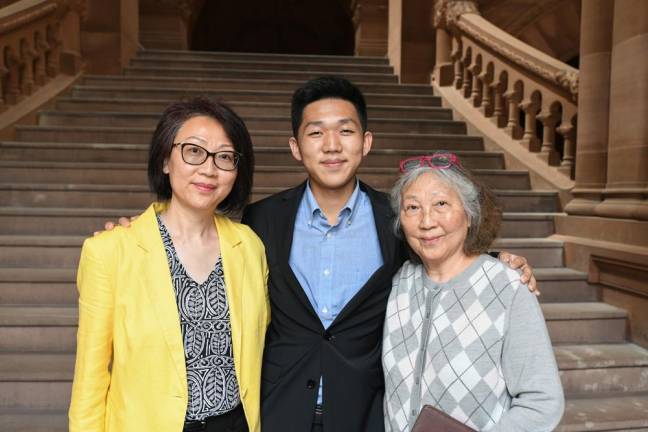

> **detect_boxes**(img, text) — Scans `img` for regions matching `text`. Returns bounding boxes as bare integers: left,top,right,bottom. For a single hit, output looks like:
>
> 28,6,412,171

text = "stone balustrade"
0,0,75,112
434,2,579,178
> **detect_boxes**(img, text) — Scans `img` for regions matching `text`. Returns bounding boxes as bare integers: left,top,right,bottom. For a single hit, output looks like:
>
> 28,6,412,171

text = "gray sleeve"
492,284,565,432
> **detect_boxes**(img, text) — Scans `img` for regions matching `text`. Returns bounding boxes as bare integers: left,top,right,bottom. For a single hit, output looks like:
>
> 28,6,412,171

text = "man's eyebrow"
338,118,358,125
303,120,324,129
303,118,359,128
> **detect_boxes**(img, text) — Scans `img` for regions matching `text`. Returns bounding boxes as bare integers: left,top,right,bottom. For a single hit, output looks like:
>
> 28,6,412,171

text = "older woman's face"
400,171,470,268
163,115,237,212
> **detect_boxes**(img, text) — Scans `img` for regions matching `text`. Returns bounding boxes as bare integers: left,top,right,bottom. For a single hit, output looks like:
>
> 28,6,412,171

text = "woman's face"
163,115,238,213
400,171,470,269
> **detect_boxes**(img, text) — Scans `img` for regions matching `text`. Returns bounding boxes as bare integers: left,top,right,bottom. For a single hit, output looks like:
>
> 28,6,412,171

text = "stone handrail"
0,0,75,111
434,1,578,178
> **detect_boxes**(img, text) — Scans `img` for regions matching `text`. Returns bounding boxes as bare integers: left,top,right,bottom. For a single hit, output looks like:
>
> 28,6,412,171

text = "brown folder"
411,405,476,432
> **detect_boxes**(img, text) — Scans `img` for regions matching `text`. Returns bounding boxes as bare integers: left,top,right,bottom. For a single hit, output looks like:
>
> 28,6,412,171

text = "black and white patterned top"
157,215,241,421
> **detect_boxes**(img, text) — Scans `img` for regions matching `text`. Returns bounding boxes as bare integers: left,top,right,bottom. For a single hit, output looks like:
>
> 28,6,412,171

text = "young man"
241,76,536,432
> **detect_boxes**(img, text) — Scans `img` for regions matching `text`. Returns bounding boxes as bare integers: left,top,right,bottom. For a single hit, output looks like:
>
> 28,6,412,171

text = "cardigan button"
306,379,316,389
323,331,334,341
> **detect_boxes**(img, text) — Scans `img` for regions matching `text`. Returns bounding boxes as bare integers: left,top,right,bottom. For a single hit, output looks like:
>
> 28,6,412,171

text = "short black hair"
290,75,368,137
148,97,254,216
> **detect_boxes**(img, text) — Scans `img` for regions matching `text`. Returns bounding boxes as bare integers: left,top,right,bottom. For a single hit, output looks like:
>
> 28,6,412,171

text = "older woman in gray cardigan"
382,153,564,432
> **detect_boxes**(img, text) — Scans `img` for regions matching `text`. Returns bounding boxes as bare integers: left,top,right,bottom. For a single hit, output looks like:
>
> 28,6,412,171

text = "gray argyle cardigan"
382,255,564,432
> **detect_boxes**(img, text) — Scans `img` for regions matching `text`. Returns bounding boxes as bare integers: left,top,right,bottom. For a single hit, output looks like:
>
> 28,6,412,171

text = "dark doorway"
191,0,355,55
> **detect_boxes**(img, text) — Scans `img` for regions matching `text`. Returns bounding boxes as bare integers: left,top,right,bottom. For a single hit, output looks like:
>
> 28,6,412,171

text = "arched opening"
191,0,355,55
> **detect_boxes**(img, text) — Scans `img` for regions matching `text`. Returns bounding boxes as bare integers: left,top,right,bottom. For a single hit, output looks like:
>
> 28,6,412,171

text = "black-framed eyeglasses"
173,142,240,171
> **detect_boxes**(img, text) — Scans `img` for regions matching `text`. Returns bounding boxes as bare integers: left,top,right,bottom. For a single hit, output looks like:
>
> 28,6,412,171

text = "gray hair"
390,166,481,239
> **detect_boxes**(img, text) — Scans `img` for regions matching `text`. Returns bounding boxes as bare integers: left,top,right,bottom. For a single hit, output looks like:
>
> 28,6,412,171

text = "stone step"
0,236,559,269
0,302,627,354
124,64,398,83
556,343,648,395
498,212,556,238
543,302,628,344
80,75,433,96
0,353,72,411
0,184,559,212
71,85,442,106
37,111,460,134
136,49,389,65
14,126,475,147
0,409,68,432
0,162,531,191
556,392,648,431
0,141,503,169
55,97,447,119
0,268,77,304
492,238,564,267
0,306,77,352
0,235,83,268
129,56,395,74
533,267,599,303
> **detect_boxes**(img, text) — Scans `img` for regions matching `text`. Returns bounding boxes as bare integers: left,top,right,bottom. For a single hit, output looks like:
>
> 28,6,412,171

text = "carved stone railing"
0,0,82,112
433,0,579,178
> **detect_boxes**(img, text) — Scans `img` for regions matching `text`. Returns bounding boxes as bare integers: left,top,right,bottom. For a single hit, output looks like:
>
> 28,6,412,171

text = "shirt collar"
304,179,362,227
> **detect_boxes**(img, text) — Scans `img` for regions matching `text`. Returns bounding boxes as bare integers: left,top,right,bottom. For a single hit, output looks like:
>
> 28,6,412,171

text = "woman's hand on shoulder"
498,251,539,296
93,216,138,236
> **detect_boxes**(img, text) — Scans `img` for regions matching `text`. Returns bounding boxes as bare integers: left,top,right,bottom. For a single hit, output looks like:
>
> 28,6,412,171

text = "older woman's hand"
498,251,539,295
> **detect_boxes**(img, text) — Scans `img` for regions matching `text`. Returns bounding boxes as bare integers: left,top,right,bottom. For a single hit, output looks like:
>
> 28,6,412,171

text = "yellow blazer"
69,203,269,432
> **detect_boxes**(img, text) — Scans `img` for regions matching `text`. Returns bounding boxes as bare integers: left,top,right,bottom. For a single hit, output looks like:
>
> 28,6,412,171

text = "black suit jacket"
241,181,407,432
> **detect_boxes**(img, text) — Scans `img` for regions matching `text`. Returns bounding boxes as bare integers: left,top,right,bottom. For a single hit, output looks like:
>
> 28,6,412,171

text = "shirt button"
306,380,316,389
412,409,417,416
415,377,420,385
322,306,328,314
326,233,332,239
323,269,330,276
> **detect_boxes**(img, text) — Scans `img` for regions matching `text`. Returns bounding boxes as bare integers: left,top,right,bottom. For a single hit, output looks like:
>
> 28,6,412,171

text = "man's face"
289,98,372,195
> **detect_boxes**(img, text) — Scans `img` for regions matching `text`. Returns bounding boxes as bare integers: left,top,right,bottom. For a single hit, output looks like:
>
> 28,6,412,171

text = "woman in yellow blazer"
69,98,269,432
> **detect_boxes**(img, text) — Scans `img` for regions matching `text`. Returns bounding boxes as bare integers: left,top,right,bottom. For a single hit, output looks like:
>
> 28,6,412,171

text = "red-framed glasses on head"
399,152,462,173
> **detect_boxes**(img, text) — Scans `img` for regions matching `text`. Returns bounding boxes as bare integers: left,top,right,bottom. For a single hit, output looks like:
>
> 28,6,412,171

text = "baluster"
469,63,482,107
519,99,541,151
20,39,36,95
452,39,463,89
34,32,49,85
536,109,560,165
479,71,493,117
5,47,21,104
462,58,472,99
557,122,576,177
490,81,505,127
503,88,522,139
46,24,61,77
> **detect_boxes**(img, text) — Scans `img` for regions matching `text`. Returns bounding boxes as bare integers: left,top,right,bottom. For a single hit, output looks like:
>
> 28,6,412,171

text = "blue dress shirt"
289,181,384,404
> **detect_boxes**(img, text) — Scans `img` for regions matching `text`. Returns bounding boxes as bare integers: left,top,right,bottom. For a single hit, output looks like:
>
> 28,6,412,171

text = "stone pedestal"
353,0,388,57
594,0,648,220
565,0,614,216
80,0,139,74
388,0,436,83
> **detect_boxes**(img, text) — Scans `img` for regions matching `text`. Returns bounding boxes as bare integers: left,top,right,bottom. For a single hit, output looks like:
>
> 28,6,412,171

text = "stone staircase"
0,49,647,431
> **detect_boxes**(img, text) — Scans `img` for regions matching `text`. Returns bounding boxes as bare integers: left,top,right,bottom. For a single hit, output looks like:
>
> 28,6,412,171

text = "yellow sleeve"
68,236,116,432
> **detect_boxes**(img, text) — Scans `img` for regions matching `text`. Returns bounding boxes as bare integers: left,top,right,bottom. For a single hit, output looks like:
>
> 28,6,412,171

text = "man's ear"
362,131,373,157
289,137,303,162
